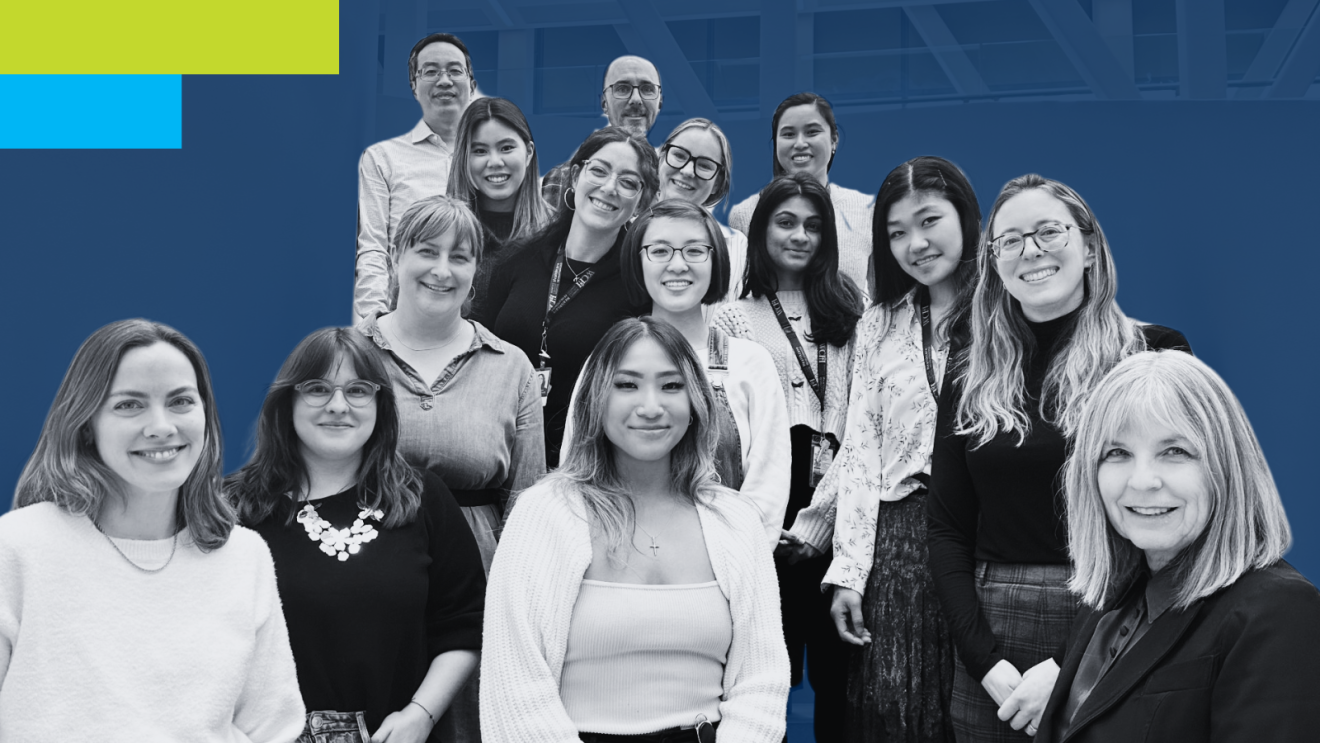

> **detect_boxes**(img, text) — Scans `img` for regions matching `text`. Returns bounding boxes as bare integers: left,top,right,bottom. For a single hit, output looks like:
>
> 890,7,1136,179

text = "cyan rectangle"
0,75,181,149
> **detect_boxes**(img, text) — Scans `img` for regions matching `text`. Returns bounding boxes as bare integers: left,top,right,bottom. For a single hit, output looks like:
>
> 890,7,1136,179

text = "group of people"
3,30,1318,743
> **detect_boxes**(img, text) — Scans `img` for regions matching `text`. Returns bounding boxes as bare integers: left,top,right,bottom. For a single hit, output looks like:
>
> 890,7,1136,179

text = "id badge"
534,367,552,407
809,432,834,488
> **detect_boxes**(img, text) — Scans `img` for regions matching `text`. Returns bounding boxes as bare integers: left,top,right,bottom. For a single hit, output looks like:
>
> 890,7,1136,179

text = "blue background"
2,3,1317,735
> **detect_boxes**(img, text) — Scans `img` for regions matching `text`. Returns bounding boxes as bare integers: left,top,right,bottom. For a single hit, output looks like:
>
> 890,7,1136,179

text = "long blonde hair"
955,174,1143,446
1065,352,1290,609
546,317,727,560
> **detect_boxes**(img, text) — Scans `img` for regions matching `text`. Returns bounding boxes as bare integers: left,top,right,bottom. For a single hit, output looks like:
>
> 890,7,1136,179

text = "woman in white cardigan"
480,317,789,743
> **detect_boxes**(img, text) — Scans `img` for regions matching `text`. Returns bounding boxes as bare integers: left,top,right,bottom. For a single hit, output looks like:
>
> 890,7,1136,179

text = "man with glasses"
355,33,477,321
541,56,663,207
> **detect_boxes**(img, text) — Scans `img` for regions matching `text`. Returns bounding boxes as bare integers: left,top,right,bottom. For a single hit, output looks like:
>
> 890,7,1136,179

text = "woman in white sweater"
480,317,788,743
3,319,304,743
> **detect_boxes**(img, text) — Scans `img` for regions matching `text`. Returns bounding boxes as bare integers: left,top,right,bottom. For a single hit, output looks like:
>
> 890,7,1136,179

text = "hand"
370,702,435,743
775,530,822,564
997,658,1059,736
980,659,1023,707
830,587,871,645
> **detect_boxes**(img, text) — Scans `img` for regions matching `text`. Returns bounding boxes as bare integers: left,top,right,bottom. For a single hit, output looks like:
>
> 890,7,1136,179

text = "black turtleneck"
926,309,1190,680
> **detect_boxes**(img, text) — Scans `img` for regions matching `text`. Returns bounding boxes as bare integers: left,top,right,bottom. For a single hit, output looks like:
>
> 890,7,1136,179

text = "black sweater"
481,229,648,467
249,471,486,733
927,312,1191,680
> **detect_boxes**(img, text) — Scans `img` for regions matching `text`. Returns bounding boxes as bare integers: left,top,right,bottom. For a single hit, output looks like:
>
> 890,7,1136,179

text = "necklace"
93,519,179,573
564,256,591,281
635,520,664,559
385,318,465,353
296,500,383,561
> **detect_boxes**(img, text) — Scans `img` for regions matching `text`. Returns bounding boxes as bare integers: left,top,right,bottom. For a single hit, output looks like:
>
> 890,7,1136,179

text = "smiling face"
467,118,533,211
640,216,714,314
764,195,823,289
991,188,1093,322
603,337,692,468
293,356,378,470
571,141,646,235
1098,418,1213,572
657,128,722,206
394,228,477,320
91,342,205,503
412,41,473,128
602,57,661,137
887,191,963,290
775,104,835,183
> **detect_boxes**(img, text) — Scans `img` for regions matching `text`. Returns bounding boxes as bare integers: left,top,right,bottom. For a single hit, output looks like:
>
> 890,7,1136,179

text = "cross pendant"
648,537,660,558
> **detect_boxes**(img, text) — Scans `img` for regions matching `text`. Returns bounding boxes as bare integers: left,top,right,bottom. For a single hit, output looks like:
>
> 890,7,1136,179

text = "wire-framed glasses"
580,160,643,197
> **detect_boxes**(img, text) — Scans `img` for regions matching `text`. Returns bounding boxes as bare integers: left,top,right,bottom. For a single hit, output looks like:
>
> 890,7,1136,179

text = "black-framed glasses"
663,145,722,181
294,379,381,408
580,159,643,197
642,243,713,263
418,65,469,82
988,222,1075,259
605,81,661,100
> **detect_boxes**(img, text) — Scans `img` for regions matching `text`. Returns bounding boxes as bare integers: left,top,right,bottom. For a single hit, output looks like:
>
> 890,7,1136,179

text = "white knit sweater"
479,480,789,742
0,503,305,743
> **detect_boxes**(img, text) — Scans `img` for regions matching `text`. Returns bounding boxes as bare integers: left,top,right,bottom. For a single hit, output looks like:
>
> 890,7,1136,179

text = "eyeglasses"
418,66,469,82
988,222,1075,259
294,379,381,408
663,145,722,181
642,244,713,263
579,160,643,197
605,81,661,100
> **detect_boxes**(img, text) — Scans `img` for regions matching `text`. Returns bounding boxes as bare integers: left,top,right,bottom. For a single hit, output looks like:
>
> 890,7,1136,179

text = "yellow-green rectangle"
0,1,338,74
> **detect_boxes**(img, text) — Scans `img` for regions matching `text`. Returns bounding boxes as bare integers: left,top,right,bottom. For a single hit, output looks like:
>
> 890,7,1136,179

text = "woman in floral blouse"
789,157,980,742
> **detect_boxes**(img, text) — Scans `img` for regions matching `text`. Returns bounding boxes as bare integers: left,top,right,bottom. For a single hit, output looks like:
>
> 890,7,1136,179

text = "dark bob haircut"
620,200,731,307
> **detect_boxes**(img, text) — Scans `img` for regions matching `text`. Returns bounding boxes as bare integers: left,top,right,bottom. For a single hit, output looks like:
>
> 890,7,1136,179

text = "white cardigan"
479,479,789,743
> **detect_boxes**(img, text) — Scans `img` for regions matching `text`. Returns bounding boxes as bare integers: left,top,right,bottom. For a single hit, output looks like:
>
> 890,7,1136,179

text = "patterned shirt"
791,291,950,593
354,120,454,321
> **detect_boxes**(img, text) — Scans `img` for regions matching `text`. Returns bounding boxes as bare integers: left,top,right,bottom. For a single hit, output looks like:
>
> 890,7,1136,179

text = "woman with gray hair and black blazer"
1008,351,1320,742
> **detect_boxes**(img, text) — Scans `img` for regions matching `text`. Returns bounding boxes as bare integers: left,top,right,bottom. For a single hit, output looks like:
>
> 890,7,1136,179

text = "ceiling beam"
1026,0,1141,99
759,0,797,118
1091,0,1133,77
1176,0,1226,98
383,0,429,99
614,0,720,119
1265,0,1320,98
903,4,991,97
1234,0,1318,99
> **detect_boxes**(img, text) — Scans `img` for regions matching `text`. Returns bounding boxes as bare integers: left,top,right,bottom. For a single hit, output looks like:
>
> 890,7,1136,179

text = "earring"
468,286,476,301
689,416,694,425
563,187,576,212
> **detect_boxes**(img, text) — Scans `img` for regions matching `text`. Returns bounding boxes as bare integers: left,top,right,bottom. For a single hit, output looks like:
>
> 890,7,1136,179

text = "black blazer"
1036,560,1320,743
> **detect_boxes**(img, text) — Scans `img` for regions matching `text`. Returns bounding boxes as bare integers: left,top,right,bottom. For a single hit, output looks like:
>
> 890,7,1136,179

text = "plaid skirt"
950,562,1077,743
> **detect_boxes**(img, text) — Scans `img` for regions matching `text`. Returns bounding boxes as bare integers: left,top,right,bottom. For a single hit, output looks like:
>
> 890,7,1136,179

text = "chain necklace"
93,519,179,574
296,500,383,561
634,520,664,559
384,317,465,353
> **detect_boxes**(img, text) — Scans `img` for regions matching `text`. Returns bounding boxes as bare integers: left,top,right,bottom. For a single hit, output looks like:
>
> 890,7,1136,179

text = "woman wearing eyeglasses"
617,200,790,547
229,327,487,743
446,98,552,320
927,174,1190,742
729,93,874,297
482,126,659,467
355,193,545,741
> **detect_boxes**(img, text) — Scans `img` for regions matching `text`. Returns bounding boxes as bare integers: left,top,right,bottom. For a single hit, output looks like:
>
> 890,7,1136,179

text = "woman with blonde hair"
926,174,1190,742
1019,351,1320,741
2,319,304,741
481,317,789,743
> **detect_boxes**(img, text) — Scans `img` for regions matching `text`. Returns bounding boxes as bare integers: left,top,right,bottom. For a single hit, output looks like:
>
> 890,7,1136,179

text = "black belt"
579,721,717,743
447,487,503,508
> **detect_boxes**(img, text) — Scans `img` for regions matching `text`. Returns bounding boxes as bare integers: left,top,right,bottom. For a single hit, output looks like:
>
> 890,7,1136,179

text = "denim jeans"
296,710,370,743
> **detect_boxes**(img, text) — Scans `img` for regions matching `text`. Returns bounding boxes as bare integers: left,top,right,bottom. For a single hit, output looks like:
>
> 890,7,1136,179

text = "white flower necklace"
296,500,384,561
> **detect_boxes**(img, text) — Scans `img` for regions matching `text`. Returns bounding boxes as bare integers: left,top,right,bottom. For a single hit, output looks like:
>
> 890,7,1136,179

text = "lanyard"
917,287,941,402
767,292,826,405
539,244,595,367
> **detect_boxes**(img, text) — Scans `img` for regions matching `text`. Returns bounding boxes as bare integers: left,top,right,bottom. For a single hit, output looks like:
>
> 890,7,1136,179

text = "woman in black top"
446,97,551,318
228,328,486,743
481,126,658,467
927,174,1190,743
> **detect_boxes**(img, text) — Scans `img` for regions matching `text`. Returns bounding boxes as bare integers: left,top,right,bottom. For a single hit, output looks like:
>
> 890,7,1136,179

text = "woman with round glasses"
714,173,864,743
481,317,789,743
483,126,658,467
229,327,487,743
927,174,1191,742
446,97,552,320
618,200,790,546
4,319,304,741
358,193,545,741
652,119,750,300
729,92,874,296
